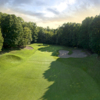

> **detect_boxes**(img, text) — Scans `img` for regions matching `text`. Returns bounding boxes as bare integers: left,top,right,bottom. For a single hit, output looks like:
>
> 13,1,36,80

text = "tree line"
0,12,100,55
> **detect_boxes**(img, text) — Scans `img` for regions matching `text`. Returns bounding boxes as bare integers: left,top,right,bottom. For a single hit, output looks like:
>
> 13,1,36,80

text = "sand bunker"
25,46,33,50
58,50,87,58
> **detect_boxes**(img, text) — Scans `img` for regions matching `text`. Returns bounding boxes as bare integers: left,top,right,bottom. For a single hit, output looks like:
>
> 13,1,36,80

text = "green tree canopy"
1,14,24,48
78,17,93,49
22,27,32,46
23,22,38,43
89,15,100,54
0,29,4,51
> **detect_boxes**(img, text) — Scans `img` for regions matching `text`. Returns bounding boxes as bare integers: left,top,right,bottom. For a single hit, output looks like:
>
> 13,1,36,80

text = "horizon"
0,0,100,29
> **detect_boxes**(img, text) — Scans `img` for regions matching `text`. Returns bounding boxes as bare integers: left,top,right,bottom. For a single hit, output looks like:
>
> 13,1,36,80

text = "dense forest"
0,12,100,55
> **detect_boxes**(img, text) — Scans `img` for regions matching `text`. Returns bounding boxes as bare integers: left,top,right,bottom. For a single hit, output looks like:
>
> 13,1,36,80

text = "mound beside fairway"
0,55,22,65
0,43,100,100
5,55,22,61
58,49,87,58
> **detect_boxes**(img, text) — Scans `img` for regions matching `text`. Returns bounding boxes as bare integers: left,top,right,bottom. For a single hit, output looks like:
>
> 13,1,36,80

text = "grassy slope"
0,43,100,100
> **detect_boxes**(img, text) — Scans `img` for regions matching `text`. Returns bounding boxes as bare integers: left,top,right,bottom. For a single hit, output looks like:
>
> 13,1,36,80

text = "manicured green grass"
0,43,100,100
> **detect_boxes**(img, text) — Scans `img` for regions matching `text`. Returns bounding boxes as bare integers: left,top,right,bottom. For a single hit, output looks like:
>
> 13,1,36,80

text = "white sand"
58,50,87,58
25,46,33,50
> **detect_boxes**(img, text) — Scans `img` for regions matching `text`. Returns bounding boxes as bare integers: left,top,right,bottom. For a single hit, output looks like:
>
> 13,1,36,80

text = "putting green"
0,43,100,100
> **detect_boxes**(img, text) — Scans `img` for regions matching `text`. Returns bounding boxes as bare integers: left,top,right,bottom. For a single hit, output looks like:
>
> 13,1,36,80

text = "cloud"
9,7,45,20
47,8,59,15
35,1,46,6
0,0,100,29
11,0,33,5
10,0,52,7
0,0,10,6
90,0,100,6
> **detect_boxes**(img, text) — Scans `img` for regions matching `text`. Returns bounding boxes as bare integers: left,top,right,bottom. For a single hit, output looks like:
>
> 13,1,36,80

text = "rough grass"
0,43,100,100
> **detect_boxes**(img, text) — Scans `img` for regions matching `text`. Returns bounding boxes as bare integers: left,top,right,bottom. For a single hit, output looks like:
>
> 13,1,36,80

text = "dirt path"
58,49,87,58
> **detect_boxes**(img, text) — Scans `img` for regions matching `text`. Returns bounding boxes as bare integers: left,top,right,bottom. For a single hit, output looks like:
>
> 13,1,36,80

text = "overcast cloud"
0,0,100,28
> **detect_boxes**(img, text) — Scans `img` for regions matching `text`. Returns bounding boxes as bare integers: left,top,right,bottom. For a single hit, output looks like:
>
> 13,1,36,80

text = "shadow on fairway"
40,59,100,100
38,45,100,100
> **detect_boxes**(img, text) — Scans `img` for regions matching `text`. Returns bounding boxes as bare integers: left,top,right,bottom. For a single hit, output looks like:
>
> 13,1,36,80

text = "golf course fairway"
0,43,100,100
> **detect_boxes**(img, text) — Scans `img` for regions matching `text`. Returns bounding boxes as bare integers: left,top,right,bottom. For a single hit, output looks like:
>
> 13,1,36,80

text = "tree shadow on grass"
38,46,100,100
40,58,100,100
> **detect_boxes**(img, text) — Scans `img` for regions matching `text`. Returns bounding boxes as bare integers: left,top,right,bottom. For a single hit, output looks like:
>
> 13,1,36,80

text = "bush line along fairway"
0,43,100,100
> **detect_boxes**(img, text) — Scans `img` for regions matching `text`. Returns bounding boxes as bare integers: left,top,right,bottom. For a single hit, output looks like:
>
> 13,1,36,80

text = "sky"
0,0,100,29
